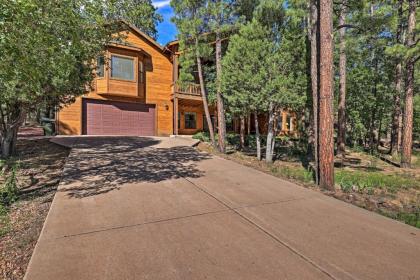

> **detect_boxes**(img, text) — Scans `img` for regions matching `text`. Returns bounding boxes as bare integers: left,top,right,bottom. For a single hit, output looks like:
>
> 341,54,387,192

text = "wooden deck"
172,83,203,101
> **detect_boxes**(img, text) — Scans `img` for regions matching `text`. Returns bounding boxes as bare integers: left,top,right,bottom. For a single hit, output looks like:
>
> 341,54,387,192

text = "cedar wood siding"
178,104,205,135
57,28,173,136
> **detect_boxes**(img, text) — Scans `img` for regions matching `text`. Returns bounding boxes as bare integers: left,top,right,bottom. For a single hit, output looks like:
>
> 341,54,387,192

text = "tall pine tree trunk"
240,115,245,150
265,102,275,163
401,0,416,168
369,69,378,153
196,39,216,147
254,111,261,161
318,0,335,190
337,0,347,158
215,32,226,153
390,0,403,156
309,0,319,184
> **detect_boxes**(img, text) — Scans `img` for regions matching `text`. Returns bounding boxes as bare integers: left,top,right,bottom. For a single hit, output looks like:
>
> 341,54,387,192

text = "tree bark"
254,111,261,161
1,128,17,158
0,106,25,158
247,113,251,135
318,0,335,190
390,0,403,156
240,115,245,150
368,4,378,154
337,0,347,158
196,39,216,147
309,0,319,184
401,0,416,168
265,102,275,163
369,65,378,153
215,32,226,153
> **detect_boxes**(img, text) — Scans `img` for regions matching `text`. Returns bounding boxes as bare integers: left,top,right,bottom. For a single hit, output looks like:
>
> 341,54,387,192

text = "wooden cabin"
57,21,298,137
232,110,299,138
57,22,208,136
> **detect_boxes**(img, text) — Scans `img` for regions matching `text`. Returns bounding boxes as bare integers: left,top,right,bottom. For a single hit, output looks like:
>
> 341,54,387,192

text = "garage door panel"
83,99,155,136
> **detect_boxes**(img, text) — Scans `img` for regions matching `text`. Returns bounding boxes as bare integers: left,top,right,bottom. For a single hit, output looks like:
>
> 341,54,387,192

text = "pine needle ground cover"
0,139,69,279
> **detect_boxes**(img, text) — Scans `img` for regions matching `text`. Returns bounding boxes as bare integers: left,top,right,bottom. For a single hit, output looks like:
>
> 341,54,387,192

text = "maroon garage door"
82,99,155,136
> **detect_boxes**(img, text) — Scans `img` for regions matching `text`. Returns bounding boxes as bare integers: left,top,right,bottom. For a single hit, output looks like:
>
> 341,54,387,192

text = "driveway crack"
54,209,230,240
182,176,338,280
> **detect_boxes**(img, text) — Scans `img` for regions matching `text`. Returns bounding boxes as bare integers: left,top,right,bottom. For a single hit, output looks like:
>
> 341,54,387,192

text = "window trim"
139,60,144,84
110,54,136,82
184,112,197,130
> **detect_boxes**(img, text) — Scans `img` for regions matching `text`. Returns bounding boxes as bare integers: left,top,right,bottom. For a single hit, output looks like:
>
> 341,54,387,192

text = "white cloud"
152,0,171,8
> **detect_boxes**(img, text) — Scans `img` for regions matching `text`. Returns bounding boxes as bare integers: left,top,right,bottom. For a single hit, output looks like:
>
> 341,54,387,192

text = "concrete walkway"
25,137,420,280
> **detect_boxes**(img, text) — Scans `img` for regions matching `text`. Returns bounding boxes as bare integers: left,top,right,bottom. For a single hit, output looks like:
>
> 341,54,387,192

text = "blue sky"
152,0,177,45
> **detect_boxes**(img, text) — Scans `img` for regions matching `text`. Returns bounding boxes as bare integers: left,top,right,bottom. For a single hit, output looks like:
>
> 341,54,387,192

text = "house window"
96,56,105,77
289,117,294,132
184,112,196,129
111,55,135,81
285,115,294,131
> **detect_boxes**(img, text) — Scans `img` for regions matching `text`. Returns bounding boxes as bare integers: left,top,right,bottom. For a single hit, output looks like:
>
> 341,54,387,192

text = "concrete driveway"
25,137,420,280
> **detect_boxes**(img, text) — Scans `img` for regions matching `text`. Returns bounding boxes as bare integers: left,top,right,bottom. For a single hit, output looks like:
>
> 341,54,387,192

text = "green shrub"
0,204,10,237
192,132,212,142
226,133,240,147
397,211,420,228
272,166,314,183
335,170,419,193
0,164,19,207
245,134,267,150
350,145,365,153
381,209,420,229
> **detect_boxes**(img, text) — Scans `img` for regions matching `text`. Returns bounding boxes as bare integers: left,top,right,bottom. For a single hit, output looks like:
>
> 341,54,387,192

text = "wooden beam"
173,54,179,135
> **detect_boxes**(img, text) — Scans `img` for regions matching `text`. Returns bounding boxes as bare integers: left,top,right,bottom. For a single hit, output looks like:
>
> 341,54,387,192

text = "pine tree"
222,21,269,160
337,0,348,158
223,13,306,163
389,0,404,156
401,0,417,168
171,0,217,147
204,0,237,153
107,0,163,39
318,0,335,190
309,0,319,183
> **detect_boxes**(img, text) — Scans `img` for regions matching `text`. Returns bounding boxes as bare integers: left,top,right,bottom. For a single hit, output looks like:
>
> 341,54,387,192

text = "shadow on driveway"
57,137,211,199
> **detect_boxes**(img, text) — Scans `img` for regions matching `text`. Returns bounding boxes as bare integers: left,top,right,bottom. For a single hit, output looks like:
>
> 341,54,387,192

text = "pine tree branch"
334,24,360,31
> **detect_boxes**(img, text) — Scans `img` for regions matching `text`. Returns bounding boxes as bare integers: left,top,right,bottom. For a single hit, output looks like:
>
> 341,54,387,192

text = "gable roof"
120,20,165,52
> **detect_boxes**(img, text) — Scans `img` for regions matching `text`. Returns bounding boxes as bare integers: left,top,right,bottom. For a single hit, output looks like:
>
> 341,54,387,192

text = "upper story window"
96,56,105,78
111,55,135,81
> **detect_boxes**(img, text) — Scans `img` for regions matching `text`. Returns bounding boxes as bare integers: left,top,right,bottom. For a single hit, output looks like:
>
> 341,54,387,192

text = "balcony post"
173,54,179,135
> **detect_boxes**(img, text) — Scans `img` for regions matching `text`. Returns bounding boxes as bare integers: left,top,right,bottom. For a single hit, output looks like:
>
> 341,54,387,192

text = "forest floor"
0,138,70,279
197,141,420,228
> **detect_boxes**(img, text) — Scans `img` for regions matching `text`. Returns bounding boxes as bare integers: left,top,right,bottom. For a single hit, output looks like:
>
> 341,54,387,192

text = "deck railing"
172,82,202,96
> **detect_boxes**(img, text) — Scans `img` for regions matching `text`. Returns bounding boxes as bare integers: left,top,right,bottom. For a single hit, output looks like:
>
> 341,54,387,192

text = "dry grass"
197,142,420,228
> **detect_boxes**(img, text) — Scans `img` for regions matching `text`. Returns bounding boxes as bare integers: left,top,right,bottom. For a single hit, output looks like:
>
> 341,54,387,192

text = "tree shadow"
58,137,212,199
5,139,71,203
